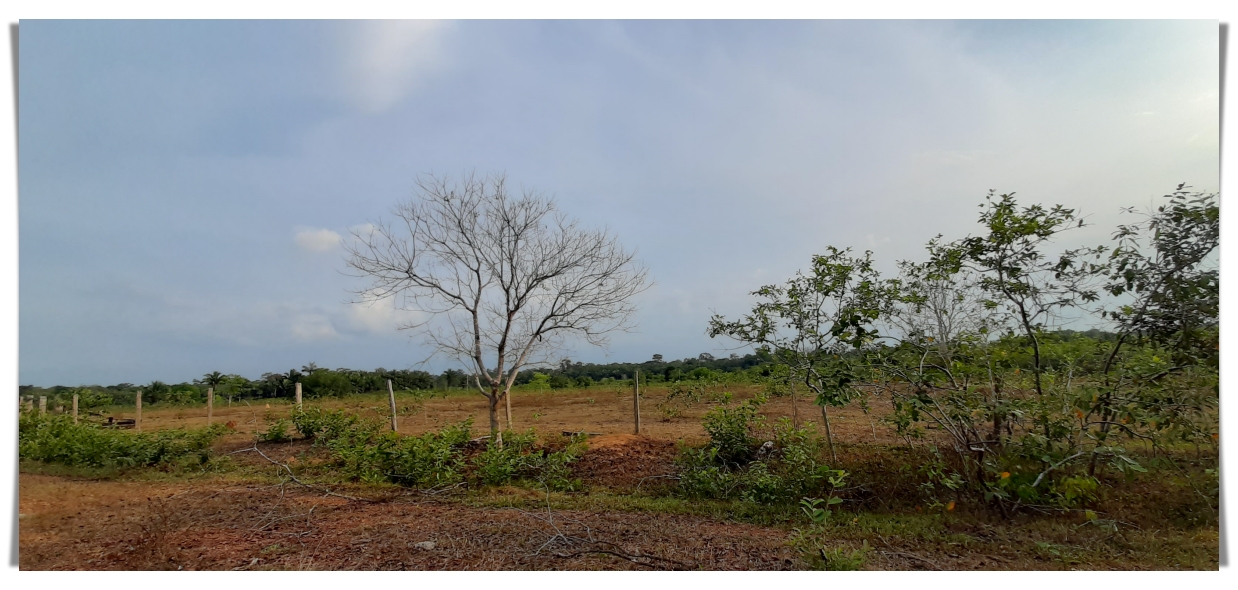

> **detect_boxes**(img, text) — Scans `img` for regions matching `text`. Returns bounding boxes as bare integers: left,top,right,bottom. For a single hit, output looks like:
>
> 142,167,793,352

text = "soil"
570,434,679,490
92,384,918,450
19,386,1217,570
19,473,801,571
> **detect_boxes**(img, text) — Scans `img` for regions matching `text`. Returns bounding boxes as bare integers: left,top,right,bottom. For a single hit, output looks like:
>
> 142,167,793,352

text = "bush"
701,394,765,464
472,429,585,491
290,407,368,441
302,370,355,397
259,418,293,443
324,419,473,487
678,412,846,505
76,388,114,411
19,413,226,469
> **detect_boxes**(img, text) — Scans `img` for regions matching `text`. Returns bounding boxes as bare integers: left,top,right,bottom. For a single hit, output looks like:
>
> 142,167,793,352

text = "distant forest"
18,329,1117,408
16,351,769,407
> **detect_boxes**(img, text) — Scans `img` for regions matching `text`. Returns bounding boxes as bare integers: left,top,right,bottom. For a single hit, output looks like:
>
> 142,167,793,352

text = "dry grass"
20,385,1218,570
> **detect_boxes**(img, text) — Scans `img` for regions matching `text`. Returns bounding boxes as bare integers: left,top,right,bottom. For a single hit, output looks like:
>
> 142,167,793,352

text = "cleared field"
85,384,907,447
19,385,1219,570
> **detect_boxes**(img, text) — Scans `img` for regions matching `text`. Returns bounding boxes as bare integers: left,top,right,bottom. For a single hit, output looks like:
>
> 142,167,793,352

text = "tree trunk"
504,389,513,431
790,381,799,428
821,404,837,463
488,395,503,449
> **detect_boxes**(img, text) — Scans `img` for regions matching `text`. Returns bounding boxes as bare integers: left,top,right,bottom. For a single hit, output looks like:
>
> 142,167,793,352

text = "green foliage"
259,418,293,443
75,388,114,411
162,386,201,406
325,419,473,487
1051,475,1100,508
289,410,582,491
701,394,765,464
19,413,226,469
473,430,586,491
678,414,847,505
813,543,869,571
301,369,356,397
526,373,552,390
800,496,843,524
290,406,367,441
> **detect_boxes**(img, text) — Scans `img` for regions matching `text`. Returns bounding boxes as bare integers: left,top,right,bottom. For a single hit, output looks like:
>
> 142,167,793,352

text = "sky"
17,19,1219,387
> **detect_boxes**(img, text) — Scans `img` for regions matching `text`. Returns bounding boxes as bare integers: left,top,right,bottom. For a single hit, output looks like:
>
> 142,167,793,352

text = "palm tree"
145,380,169,404
282,369,303,399
202,371,225,405
202,371,225,389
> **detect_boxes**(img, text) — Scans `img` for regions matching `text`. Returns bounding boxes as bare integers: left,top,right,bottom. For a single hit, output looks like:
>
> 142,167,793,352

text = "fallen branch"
634,474,680,492
513,479,693,571
876,535,942,571
237,444,376,503
878,550,943,571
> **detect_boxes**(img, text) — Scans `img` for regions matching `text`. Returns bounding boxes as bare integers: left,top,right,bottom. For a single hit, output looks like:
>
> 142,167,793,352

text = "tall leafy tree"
709,247,890,462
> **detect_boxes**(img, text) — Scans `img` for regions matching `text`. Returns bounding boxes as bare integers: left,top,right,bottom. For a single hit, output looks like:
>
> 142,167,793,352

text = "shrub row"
18,411,226,469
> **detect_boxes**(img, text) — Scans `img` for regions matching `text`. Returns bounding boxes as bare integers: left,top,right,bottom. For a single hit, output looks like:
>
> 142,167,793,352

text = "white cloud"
294,227,342,252
339,298,424,335
291,314,340,342
339,20,454,113
348,222,377,236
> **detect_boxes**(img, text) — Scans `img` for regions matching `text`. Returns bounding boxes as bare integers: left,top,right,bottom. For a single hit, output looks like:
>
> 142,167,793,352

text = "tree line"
15,352,773,409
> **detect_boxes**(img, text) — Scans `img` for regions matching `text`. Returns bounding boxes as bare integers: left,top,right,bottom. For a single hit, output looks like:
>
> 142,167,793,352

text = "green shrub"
1052,475,1100,508
18,413,226,469
472,429,585,491
701,394,765,464
324,419,473,487
290,406,370,442
259,418,293,443
75,388,114,411
678,415,846,505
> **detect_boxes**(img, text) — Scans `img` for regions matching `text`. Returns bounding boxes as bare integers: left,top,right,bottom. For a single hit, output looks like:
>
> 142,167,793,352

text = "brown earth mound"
573,434,679,489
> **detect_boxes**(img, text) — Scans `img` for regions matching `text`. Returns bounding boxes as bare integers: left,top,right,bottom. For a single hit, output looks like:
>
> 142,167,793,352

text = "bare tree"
344,172,650,445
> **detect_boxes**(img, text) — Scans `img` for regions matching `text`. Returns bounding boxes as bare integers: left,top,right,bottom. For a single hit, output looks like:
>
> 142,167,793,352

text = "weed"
815,542,869,570
800,496,843,524
259,418,293,443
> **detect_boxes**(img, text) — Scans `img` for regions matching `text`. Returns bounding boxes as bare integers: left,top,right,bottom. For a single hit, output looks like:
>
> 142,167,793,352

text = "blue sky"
18,20,1218,386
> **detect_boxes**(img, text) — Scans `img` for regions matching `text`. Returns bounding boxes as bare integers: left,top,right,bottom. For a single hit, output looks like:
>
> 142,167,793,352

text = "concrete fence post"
633,369,641,435
387,380,398,432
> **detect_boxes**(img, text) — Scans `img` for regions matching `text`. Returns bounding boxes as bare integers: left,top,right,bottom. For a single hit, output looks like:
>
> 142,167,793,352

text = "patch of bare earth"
571,434,679,490
19,473,798,571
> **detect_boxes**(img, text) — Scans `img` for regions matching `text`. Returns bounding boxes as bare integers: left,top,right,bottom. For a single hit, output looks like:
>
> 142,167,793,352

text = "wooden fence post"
73,394,79,424
295,382,302,410
633,369,641,435
207,387,214,425
39,396,46,416
387,380,398,432
135,390,142,432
